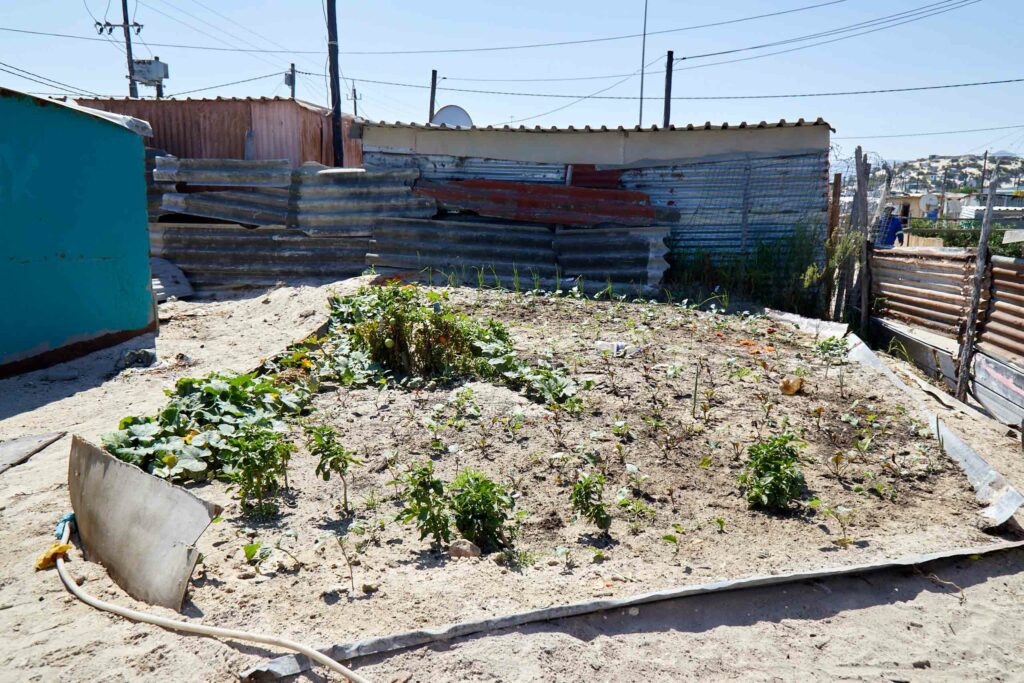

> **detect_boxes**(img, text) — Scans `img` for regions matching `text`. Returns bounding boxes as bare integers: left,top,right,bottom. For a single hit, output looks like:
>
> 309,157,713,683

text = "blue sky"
2,0,1020,160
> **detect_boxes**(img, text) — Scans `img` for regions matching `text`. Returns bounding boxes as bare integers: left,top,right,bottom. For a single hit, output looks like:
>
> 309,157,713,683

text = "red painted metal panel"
414,179,674,227
569,164,624,190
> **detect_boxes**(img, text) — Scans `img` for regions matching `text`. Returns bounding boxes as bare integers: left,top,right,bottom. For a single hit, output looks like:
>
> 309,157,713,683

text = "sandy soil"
0,281,1021,683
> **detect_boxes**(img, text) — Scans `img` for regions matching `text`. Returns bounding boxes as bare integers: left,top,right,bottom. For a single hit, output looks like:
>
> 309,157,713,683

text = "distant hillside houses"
887,153,1024,194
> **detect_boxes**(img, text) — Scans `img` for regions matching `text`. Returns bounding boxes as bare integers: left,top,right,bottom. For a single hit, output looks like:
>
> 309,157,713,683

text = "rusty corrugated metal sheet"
413,179,677,227
159,163,433,235
367,217,669,294
869,248,980,338
150,222,367,290
75,97,360,167
978,256,1024,368
367,150,829,264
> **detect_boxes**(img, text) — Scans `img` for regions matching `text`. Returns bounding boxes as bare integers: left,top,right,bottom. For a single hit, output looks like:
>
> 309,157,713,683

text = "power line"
835,124,1024,140
678,0,972,61
332,0,852,55
164,71,280,97
0,60,100,96
296,72,1023,101
0,0,847,57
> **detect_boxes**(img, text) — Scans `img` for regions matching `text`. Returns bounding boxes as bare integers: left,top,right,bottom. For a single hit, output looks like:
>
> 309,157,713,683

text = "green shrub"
738,434,806,510
394,462,452,548
449,470,515,551
225,426,293,518
570,471,611,531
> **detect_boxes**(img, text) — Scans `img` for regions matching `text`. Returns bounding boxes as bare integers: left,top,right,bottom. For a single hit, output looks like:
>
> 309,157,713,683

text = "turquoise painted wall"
0,91,153,366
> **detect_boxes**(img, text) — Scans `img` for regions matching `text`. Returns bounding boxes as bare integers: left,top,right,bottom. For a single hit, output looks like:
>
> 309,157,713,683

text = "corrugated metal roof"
1,87,152,136
84,96,334,116
359,117,833,133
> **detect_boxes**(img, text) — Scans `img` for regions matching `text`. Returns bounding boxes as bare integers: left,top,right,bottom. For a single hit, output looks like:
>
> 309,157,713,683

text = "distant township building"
1,88,156,377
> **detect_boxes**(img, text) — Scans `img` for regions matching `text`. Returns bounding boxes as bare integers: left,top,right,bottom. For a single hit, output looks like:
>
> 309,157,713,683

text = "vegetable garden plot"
104,284,1012,647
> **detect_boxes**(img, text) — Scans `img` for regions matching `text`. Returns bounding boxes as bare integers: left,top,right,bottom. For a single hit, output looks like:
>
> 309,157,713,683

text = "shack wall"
75,97,361,167
0,90,154,375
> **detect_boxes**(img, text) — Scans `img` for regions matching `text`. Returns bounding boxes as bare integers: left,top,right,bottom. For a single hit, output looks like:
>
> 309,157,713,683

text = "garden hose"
53,522,372,683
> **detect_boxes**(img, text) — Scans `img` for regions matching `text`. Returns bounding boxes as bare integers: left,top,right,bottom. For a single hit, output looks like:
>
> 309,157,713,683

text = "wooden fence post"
823,172,842,318
955,180,998,401
861,240,873,338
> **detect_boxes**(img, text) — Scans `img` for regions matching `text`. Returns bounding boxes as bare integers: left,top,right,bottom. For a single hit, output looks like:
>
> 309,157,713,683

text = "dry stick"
955,180,998,401
692,362,701,419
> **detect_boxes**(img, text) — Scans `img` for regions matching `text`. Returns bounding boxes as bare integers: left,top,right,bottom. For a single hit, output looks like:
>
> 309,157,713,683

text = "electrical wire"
678,0,972,61
835,123,1024,140
294,72,1023,102
80,0,127,54
164,71,280,97
0,60,100,96
676,0,980,72
332,0,851,55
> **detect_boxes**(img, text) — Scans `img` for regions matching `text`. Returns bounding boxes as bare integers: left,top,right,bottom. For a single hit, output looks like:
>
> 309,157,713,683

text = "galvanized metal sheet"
364,151,567,184
554,225,670,294
154,157,293,187
973,353,1024,427
68,436,221,610
150,222,368,290
979,256,1024,368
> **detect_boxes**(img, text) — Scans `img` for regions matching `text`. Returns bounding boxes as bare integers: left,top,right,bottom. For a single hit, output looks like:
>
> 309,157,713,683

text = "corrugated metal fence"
364,150,829,263
979,256,1024,367
869,248,981,337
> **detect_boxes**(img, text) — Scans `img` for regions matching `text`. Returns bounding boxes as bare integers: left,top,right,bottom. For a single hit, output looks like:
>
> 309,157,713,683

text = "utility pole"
288,63,296,100
428,69,438,122
662,50,673,128
348,81,362,117
120,0,138,97
325,0,344,166
638,0,649,127
979,150,989,195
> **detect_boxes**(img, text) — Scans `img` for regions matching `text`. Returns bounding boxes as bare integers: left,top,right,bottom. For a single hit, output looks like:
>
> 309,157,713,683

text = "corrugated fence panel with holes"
979,255,1024,368
869,248,981,338
150,222,368,290
619,152,830,262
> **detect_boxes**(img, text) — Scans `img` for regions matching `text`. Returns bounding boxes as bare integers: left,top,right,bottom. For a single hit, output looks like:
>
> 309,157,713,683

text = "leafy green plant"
737,434,806,511
570,471,611,531
393,462,451,548
243,541,272,568
226,426,293,518
305,424,362,513
616,488,656,534
102,372,305,481
449,469,516,552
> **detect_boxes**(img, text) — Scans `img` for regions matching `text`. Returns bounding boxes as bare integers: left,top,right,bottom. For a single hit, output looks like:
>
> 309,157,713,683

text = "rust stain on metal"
413,179,677,227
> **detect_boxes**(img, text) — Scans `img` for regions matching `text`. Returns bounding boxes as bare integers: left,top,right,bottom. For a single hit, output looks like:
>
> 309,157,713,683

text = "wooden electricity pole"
325,0,344,166
428,69,438,122
955,179,998,400
120,0,138,97
662,50,673,128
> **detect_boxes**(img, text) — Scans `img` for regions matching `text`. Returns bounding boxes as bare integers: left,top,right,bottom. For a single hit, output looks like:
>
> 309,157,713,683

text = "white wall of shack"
361,125,830,165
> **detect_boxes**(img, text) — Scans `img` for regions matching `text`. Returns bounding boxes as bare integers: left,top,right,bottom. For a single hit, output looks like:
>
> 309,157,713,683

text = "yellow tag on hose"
35,542,73,570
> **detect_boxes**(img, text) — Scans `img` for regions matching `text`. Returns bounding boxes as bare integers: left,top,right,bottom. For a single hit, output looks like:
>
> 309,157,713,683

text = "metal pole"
352,82,358,118
325,0,344,166
955,179,998,401
638,0,648,127
429,69,438,122
662,50,673,128
120,0,138,98
289,63,296,100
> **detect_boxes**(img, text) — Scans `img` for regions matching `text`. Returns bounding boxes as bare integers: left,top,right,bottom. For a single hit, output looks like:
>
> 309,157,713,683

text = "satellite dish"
430,104,473,128
919,193,940,213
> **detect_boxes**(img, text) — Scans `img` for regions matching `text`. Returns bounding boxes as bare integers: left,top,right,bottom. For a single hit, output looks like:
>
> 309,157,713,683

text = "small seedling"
554,545,576,570
808,499,856,548
306,424,362,514
713,516,727,533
